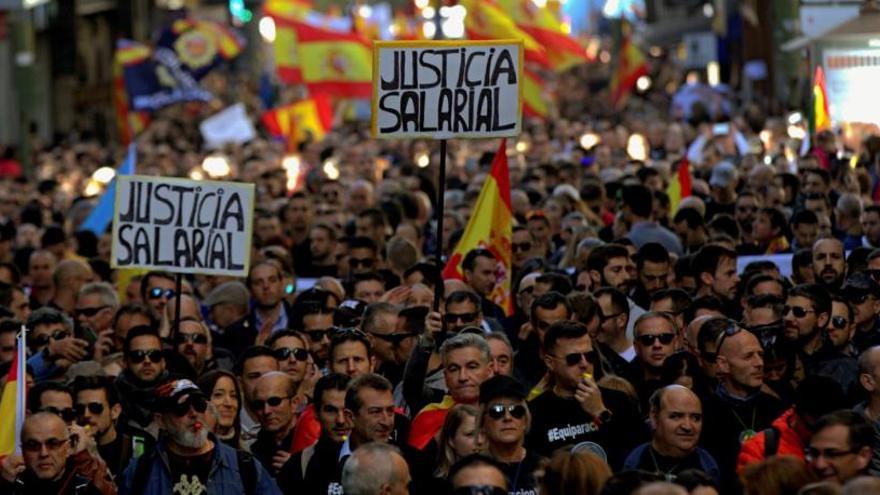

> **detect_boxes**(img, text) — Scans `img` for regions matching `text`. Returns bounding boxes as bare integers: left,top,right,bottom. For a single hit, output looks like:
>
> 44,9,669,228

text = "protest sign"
200,103,257,148
111,176,254,276
371,40,523,139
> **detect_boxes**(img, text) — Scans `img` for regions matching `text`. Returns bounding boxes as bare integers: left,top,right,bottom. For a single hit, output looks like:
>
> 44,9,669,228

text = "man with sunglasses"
250,372,302,475
511,226,537,273
827,294,857,357
514,292,572,386
173,318,216,377
139,271,176,321
348,236,382,276
527,320,643,468
842,273,880,353
115,326,170,437
626,312,681,412
119,378,281,494
0,412,104,495
26,307,87,381
295,300,335,367
75,282,119,360
782,283,833,375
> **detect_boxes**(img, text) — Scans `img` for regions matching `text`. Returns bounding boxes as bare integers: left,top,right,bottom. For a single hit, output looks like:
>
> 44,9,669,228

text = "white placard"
199,103,257,148
822,48,880,125
111,175,254,276
371,40,523,139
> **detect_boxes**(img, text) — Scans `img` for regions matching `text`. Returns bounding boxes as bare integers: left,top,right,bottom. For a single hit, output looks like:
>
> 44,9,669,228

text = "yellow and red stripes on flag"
667,158,692,213
460,0,550,69
113,41,151,145
408,395,456,450
442,139,513,316
610,20,648,109
270,15,373,97
523,70,549,119
0,333,25,457
812,65,831,133
170,18,245,60
261,94,334,149
497,0,589,71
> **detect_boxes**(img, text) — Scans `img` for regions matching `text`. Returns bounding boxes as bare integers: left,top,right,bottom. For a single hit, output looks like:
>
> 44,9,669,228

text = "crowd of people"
2,55,880,495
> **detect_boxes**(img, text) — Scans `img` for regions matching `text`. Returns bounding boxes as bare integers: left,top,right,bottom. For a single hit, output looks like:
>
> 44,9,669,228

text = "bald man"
250,372,301,474
623,385,720,483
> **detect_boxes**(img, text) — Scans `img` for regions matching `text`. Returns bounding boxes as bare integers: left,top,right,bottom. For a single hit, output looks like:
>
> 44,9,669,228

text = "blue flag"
81,144,136,235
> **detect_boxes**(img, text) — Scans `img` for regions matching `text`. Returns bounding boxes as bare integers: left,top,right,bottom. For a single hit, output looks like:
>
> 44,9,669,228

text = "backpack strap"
763,426,780,458
236,449,258,495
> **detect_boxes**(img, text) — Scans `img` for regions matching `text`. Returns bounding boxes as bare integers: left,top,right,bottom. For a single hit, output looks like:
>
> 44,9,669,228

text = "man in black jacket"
115,325,170,437
249,372,301,476
217,261,294,353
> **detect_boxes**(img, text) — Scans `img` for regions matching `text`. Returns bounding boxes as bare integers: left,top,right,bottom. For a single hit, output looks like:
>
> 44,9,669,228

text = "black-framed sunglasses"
274,347,310,362
370,332,417,346
128,349,164,364
830,316,850,330
41,406,77,423
712,321,742,355
149,287,176,300
32,330,71,348
304,327,334,342
75,305,109,318
250,395,291,411
171,395,208,417
783,305,815,318
598,311,623,323
76,402,105,417
349,257,375,269
635,333,676,346
22,437,69,453
444,312,479,323
486,403,527,420
174,333,209,345
512,242,532,253
561,350,598,367
453,486,508,495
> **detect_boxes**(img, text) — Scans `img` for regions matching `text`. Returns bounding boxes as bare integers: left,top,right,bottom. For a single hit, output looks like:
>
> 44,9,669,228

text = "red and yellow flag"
610,20,648,109
261,94,334,149
811,65,831,134
113,41,152,145
667,158,692,214
442,139,513,316
408,395,456,450
0,330,25,457
460,0,550,68
497,0,588,71
271,16,372,97
523,70,549,119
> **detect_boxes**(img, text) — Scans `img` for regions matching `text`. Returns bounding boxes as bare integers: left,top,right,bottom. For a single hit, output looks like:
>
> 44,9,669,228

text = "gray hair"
78,282,119,308
485,331,513,353
440,333,490,364
633,310,679,337
341,443,404,495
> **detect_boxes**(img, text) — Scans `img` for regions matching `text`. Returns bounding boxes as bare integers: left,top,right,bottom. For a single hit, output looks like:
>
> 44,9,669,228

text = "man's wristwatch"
597,409,613,424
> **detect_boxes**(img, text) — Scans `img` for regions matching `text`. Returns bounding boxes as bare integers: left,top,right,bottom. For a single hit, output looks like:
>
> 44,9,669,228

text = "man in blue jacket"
118,378,280,495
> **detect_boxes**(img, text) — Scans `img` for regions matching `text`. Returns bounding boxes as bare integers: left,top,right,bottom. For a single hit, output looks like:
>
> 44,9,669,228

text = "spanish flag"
610,19,648,109
408,395,456,450
811,65,831,134
113,40,151,145
523,70,549,119
261,94,334,149
460,0,550,68
497,0,588,71
0,328,26,457
271,16,372,98
667,158,692,214
442,139,513,316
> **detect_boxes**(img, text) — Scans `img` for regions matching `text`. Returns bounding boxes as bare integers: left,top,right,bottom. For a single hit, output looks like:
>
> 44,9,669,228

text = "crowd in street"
3,63,880,495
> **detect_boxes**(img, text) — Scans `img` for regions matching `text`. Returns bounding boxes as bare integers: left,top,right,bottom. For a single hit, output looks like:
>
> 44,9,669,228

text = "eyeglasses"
453,486,508,495
831,316,850,330
486,403,527,420
32,330,71,348
804,447,859,462
149,287,176,300
171,395,208,417
598,311,623,323
635,333,676,346
444,312,479,324
512,242,532,253
40,406,77,423
370,332,417,346
75,305,109,318
250,395,291,411
559,351,598,367
174,333,209,345
127,349,164,364
76,402,105,417
22,437,69,453
712,321,742,355
850,293,872,305
518,286,534,296
784,305,815,318
304,327,334,342
274,347,310,362
867,269,880,282
349,257,374,269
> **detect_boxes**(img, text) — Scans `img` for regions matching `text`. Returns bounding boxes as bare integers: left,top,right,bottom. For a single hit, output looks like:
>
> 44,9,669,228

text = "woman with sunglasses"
197,370,243,448
478,375,544,495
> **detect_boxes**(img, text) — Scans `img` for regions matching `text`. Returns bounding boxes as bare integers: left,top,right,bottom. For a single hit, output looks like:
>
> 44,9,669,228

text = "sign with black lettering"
111,176,254,276
371,40,523,139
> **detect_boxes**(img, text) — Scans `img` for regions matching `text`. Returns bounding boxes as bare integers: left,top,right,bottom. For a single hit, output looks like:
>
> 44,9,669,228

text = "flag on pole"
610,19,648,109
667,158,692,214
811,65,831,135
261,94,334,149
0,327,26,457
81,144,137,235
497,0,589,71
442,139,513,316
